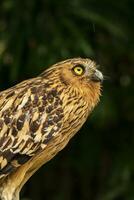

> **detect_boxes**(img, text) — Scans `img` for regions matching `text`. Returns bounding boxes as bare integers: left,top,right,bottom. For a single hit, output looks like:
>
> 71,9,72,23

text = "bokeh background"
0,0,134,199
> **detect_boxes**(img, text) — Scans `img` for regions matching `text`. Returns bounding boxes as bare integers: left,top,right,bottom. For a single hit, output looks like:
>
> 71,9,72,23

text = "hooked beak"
90,69,103,83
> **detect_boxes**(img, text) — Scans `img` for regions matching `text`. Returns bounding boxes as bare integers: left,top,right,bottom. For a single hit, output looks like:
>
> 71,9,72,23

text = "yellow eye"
72,65,85,76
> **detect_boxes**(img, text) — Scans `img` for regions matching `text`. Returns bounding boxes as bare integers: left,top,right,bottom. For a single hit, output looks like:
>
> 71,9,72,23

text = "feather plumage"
0,58,103,200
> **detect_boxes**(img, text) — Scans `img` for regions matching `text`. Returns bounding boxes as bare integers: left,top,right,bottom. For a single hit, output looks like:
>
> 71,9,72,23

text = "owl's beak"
90,69,103,83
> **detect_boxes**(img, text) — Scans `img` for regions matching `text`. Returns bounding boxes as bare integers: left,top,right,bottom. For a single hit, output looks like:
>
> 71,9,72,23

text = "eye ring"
72,65,85,76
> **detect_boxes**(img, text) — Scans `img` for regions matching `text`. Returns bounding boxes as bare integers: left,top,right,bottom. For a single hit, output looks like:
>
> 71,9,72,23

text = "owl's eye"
72,65,85,76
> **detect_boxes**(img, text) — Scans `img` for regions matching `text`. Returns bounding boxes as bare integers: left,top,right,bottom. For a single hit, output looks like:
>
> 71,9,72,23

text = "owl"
0,58,103,200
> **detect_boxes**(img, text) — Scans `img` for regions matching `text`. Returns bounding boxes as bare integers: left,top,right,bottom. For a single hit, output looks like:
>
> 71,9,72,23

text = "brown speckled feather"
0,75,65,177
0,58,102,184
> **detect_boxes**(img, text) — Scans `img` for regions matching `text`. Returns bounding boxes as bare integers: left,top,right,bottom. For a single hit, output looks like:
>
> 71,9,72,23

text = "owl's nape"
0,58,103,200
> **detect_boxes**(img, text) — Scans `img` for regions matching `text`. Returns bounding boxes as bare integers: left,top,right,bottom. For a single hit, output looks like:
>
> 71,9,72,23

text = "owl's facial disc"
71,62,103,83
56,58,103,88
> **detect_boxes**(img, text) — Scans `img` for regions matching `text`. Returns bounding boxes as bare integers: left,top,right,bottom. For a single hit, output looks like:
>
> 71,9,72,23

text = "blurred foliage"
0,0,134,199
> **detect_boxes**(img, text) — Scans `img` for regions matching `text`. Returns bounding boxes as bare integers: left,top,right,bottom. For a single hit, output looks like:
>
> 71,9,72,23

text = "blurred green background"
0,0,134,199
